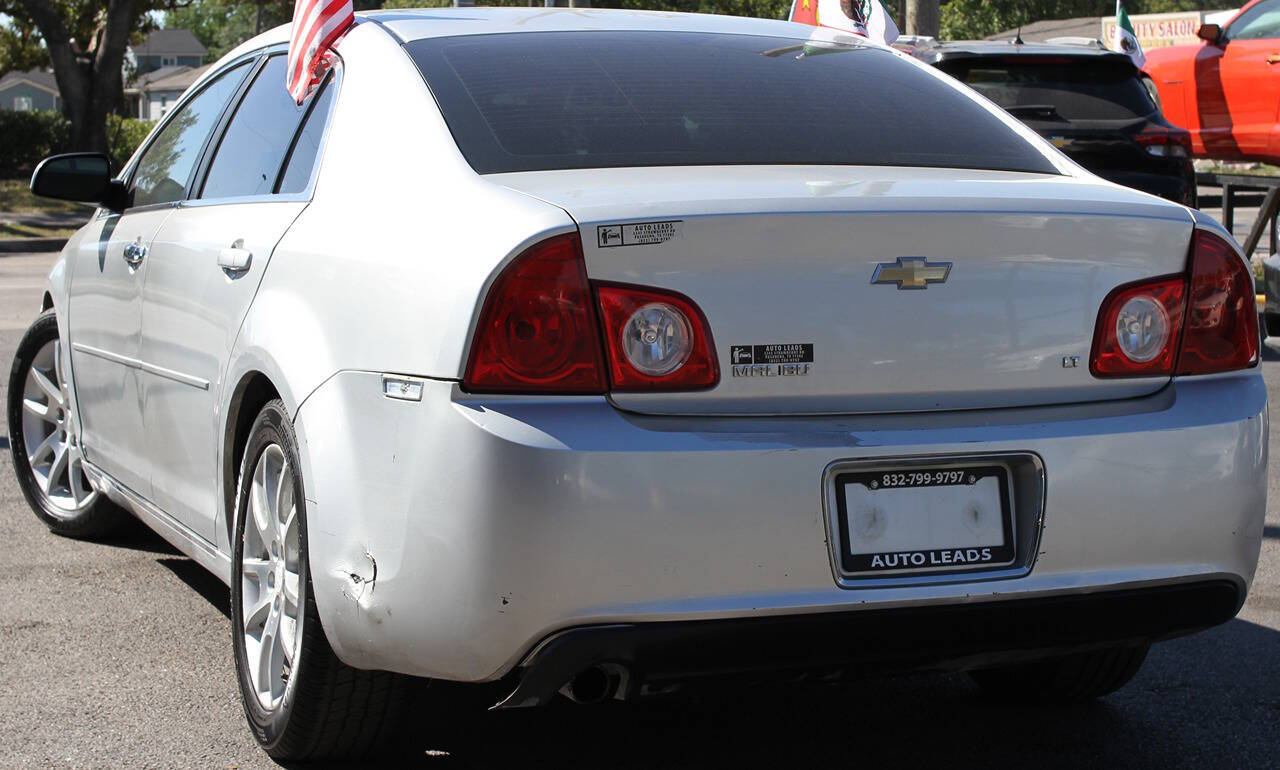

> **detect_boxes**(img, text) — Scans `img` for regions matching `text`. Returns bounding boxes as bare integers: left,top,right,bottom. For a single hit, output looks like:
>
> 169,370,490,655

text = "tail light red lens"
1091,229,1258,378
1136,128,1191,158
1091,277,1185,376
464,234,719,394
596,284,719,391
1177,229,1259,375
464,234,606,394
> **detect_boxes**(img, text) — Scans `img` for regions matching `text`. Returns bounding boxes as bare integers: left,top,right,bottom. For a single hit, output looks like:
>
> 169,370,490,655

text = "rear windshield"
938,57,1156,122
406,31,1058,175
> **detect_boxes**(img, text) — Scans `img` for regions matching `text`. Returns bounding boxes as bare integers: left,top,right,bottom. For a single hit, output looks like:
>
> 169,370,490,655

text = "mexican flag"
789,0,899,47
1113,0,1146,68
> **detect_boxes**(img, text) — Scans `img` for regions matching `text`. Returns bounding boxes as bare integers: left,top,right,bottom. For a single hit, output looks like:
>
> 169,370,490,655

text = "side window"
202,56,311,200
1228,1,1280,40
130,61,250,208
278,74,338,195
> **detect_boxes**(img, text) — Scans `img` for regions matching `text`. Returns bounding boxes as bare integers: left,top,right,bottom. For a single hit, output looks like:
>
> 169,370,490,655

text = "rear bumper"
293,371,1267,683
500,579,1242,707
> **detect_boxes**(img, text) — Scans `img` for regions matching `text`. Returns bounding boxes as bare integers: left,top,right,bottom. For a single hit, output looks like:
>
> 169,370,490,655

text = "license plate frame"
830,462,1016,579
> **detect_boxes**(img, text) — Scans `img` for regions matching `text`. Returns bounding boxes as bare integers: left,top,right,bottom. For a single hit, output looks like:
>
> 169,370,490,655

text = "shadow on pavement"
157,556,231,620
0,436,7,451
399,618,1279,769
1265,525,1279,539
93,513,181,555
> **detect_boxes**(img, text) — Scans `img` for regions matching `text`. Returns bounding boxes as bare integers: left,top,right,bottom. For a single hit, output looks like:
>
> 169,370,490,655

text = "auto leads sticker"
596,220,682,248
730,343,814,378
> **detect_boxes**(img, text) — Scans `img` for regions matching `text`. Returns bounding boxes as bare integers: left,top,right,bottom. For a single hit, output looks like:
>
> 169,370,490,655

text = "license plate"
831,464,1015,576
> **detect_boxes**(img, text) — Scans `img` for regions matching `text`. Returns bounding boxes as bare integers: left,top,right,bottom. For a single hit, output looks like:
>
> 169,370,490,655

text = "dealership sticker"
596,220,682,248
730,343,814,378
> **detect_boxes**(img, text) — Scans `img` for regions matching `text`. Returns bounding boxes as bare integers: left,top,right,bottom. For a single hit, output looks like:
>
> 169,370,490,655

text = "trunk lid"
492,165,1195,415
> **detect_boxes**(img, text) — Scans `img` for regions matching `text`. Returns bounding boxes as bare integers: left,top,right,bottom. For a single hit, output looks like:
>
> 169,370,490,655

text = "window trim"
187,50,343,208
119,52,260,215
272,67,341,197
1224,0,1280,42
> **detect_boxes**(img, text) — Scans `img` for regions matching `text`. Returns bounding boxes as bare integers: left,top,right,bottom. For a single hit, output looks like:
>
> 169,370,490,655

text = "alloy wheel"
19,339,96,514
240,443,304,711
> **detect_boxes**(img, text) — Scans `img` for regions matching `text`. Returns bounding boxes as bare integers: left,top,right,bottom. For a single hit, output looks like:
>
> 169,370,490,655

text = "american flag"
287,0,354,104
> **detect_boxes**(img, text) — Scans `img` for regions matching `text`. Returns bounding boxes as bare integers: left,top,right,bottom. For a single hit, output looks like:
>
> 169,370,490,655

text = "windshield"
407,31,1059,175
939,57,1156,122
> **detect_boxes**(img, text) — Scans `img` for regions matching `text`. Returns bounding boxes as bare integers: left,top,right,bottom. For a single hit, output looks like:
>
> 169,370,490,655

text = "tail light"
1091,229,1257,377
1178,229,1259,374
464,234,606,393
465,233,718,393
596,284,718,391
1135,128,1191,158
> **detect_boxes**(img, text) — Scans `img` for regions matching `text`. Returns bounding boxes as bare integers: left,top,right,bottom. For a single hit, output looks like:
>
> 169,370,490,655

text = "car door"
138,54,338,541
67,60,252,499
1215,0,1280,157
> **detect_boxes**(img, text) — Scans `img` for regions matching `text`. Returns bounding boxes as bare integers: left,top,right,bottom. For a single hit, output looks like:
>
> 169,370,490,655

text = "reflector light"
464,234,606,393
620,302,693,376
1114,295,1171,363
596,284,718,391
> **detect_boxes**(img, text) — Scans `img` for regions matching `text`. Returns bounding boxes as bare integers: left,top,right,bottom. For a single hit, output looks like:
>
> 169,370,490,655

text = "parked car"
1144,0,1280,163
908,39,1197,206
7,9,1266,762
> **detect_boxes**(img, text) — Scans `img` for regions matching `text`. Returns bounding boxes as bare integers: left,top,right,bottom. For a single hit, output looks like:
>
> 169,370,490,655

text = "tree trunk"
19,0,139,156
905,0,939,37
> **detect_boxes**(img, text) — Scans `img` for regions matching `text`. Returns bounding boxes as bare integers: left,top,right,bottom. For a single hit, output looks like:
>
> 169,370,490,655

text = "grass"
0,178,85,215
0,221,79,239
1194,159,1280,177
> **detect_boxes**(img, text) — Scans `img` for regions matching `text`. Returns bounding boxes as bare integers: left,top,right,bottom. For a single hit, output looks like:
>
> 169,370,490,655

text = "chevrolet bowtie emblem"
871,257,952,290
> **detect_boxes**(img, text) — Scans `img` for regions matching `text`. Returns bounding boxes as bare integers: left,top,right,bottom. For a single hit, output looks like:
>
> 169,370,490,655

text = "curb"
0,238,67,254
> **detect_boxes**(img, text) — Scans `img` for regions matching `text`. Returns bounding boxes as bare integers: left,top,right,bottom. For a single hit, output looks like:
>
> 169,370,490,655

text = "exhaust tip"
560,664,623,704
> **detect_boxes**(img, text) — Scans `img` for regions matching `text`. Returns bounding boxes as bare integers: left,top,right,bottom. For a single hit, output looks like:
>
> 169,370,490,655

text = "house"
127,64,211,120
0,69,60,112
131,28,207,75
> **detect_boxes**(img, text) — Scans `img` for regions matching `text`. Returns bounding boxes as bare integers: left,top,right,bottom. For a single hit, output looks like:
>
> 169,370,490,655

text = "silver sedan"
6,7,1266,762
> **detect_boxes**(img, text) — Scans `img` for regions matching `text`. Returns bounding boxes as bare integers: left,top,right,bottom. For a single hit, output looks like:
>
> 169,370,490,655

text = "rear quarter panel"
233,21,575,417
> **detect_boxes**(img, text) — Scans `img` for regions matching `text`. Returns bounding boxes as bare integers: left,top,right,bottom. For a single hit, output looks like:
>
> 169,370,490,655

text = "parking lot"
1,249,1277,769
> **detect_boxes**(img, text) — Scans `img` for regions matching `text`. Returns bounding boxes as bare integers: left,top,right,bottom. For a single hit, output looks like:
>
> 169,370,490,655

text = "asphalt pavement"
1,251,1277,769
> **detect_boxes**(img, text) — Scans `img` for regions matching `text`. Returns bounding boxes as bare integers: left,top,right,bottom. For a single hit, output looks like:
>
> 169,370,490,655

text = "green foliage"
107,113,155,168
165,0,295,61
0,109,69,177
0,109,152,177
165,0,800,56
0,21,49,76
607,0,793,18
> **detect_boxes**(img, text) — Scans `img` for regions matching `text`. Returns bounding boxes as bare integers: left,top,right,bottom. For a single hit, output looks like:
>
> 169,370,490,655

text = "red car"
1144,0,1280,162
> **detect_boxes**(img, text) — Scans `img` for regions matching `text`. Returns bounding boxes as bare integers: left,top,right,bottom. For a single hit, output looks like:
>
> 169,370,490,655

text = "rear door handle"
1268,54,1280,64
218,240,252,273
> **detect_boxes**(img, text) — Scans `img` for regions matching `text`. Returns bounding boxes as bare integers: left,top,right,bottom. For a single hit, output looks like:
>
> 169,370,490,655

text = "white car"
6,8,1267,761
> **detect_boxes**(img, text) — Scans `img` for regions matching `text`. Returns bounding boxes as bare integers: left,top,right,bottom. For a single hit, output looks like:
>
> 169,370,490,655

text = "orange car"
1144,0,1280,162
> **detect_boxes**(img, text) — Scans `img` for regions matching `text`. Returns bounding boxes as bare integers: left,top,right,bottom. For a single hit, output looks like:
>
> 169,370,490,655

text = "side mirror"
30,152,127,211
1197,23,1222,45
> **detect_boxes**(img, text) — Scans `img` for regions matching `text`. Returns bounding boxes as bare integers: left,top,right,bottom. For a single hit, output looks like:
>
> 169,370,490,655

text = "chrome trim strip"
81,460,232,585
71,342,210,390
821,451,1046,590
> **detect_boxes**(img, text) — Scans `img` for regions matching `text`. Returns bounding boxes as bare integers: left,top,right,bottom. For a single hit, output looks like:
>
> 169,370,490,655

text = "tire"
230,399,415,761
968,644,1150,702
6,309,126,538
1264,311,1280,338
